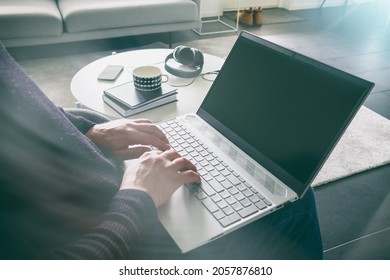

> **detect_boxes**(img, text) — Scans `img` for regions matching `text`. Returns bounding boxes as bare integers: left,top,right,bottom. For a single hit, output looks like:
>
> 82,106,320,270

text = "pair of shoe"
236,7,263,26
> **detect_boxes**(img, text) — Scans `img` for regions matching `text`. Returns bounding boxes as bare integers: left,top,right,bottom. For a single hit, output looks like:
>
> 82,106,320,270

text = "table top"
71,48,225,122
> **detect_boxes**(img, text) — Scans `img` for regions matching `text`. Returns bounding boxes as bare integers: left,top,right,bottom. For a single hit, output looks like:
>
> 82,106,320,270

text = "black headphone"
164,46,204,78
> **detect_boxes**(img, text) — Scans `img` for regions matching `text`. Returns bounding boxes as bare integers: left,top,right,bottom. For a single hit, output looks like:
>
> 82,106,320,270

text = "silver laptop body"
157,31,374,253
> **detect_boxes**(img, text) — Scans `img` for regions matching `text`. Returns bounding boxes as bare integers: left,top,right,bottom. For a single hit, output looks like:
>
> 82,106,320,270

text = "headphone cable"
169,70,220,87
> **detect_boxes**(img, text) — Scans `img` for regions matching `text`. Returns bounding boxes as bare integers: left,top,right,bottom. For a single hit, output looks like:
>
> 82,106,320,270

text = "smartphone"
97,65,124,81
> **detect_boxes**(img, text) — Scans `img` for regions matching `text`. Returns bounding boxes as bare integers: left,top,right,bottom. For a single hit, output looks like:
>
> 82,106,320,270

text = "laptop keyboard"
158,119,272,228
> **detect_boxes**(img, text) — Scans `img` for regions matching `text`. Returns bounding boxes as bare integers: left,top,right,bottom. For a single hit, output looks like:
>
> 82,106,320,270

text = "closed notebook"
103,81,177,109
103,93,177,117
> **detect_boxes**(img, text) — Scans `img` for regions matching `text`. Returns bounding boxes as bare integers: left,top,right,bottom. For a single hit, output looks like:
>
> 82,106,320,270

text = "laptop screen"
198,32,374,196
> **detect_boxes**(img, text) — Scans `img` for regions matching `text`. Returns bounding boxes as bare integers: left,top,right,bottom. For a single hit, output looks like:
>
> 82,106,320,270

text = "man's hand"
120,149,201,208
86,119,170,160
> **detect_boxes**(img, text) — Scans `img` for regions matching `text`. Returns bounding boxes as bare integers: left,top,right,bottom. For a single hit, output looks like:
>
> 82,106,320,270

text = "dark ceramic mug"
132,66,168,91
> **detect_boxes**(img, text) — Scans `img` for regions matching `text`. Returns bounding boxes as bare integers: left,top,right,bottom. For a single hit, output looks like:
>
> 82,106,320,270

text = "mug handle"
161,74,169,83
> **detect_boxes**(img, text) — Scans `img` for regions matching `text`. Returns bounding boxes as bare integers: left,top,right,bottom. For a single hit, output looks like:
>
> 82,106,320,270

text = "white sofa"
0,0,200,47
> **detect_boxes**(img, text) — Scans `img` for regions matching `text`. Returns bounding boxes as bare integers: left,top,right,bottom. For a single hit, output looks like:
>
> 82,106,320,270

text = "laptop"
157,31,374,253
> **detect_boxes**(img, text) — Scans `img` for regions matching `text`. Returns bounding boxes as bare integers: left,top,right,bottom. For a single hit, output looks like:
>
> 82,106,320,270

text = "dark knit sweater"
0,43,158,259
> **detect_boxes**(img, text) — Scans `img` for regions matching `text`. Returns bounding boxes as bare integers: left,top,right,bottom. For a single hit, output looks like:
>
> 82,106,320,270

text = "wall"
223,0,375,11
224,0,278,10
287,0,374,10
200,1,222,17
201,0,277,16
282,0,346,10
201,0,375,17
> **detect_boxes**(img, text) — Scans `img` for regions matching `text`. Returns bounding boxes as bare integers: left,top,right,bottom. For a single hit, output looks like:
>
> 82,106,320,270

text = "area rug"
223,8,305,26
312,106,390,187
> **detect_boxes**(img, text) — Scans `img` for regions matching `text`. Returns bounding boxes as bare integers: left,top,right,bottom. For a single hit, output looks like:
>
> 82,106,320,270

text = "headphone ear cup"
192,49,204,68
164,46,204,78
175,46,196,66
172,46,186,63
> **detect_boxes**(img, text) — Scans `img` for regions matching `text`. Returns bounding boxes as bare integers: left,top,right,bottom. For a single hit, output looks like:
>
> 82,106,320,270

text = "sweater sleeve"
0,190,158,260
52,189,158,259
60,108,97,134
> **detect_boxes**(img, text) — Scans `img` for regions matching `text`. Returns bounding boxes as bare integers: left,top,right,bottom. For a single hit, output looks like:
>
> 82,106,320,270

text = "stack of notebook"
103,82,178,117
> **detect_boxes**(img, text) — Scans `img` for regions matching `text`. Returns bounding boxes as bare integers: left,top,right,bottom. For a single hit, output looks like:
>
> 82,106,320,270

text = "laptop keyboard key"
238,204,258,218
219,213,241,227
222,205,235,216
236,182,247,191
213,210,226,220
220,179,233,189
210,193,222,203
263,198,272,206
219,190,230,199
209,179,224,193
202,197,219,213
255,200,267,210
225,196,237,205
234,192,245,201
195,190,208,200
231,202,243,211
201,181,216,196
217,200,228,209
240,198,252,208
227,174,240,186
248,194,260,203
242,188,254,197
228,186,239,195
203,173,213,181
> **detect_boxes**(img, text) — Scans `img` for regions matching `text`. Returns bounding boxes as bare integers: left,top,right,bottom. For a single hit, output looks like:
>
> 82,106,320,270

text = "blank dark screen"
200,36,367,186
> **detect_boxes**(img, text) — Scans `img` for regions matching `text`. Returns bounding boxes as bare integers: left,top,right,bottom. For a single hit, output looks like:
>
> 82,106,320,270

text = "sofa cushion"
57,0,199,33
0,0,63,38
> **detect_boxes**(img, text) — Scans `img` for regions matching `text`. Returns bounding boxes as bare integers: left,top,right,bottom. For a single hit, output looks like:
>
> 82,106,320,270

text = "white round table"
71,48,225,122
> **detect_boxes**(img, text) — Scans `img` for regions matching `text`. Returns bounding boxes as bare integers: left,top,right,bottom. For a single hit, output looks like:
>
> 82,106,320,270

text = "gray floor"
8,2,390,259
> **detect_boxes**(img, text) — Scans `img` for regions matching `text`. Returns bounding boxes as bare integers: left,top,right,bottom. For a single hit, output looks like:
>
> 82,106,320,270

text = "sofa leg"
168,32,172,48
